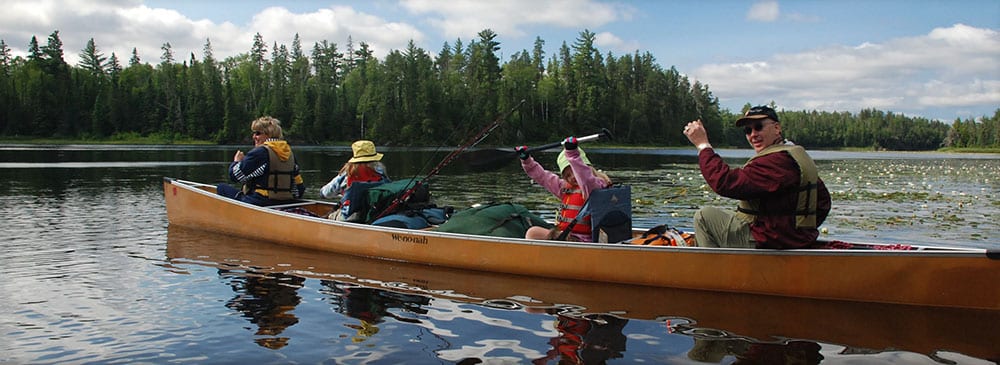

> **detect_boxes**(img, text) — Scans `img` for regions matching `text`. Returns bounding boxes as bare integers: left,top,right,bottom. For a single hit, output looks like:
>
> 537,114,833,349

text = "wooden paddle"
460,128,613,171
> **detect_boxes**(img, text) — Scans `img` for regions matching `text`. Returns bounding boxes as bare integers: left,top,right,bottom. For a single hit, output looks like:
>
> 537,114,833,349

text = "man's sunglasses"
252,130,263,136
743,122,770,135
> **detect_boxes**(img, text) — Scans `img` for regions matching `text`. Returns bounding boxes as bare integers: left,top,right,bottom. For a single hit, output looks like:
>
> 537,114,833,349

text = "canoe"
165,226,1000,360
163,177,1000,310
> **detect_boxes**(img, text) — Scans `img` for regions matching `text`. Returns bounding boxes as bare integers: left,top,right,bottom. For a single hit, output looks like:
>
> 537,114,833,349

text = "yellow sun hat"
348,140,384,163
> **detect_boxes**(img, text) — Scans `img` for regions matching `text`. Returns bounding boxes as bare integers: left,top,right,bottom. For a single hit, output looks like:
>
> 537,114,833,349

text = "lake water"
1,144,998,364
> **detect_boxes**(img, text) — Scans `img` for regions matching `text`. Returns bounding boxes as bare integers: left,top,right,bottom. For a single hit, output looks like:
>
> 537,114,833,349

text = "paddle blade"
600,128,614,141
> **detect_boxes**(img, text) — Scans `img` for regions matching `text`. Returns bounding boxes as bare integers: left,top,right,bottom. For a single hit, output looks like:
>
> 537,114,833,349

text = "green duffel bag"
434,203,551,238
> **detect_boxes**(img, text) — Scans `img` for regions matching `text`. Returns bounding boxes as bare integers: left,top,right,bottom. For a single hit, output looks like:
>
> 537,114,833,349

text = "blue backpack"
371,207,451,229
337,181,386,222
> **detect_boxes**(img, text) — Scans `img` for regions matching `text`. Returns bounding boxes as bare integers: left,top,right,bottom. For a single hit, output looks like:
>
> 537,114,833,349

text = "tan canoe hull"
164,178,1000,310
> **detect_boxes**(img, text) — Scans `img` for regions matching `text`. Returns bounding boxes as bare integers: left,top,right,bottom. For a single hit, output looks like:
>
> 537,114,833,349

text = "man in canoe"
217,116,305,206
682,105,831,249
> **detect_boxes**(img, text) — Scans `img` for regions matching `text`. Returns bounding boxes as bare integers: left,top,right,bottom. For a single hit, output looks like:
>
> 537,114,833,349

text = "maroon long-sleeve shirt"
698,147,831,248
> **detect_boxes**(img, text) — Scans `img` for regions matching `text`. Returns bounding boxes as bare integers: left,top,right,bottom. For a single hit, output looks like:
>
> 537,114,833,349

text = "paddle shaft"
462,128,611,170
526,132,603,154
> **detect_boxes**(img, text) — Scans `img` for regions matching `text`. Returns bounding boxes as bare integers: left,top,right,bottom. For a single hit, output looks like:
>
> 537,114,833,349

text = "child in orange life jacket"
321,140,390,220
517,137,611,242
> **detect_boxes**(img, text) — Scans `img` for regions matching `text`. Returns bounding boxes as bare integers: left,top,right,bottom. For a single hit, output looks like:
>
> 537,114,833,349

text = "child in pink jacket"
516,137,611,242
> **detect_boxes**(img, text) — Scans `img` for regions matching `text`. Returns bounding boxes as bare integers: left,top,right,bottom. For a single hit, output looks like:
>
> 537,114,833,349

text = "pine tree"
78,38,107,76
129,48,141,66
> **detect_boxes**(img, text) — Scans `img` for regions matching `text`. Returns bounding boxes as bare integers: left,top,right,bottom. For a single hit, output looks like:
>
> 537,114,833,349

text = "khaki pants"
694,207,754,248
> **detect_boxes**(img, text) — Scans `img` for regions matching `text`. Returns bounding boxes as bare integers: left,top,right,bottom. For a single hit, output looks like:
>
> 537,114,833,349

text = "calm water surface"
1,145,998,364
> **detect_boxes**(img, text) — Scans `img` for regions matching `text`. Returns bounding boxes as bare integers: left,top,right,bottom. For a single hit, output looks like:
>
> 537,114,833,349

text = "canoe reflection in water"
320,281,429,343
530,311,628,365
219,269,305,349
167,227,999,363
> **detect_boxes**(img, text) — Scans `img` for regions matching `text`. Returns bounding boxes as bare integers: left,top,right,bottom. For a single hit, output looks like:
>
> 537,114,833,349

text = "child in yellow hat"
321,140,390,220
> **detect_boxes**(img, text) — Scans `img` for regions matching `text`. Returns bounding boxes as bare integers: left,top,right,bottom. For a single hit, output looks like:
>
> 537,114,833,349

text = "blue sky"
1,0,997,121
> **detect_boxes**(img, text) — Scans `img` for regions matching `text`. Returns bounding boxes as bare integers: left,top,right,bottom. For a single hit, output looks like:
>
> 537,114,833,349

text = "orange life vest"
631,225,696,246
554,315,589,363
556,184,591,235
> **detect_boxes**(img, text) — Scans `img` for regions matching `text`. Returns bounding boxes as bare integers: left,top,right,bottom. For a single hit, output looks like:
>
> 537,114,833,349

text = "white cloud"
400,0,630,40
113,5,237,62
691,24,1000,120
245,6,424,57
747,1,779,22
594,32,640,53
918,79,1000,107
0,0,420,65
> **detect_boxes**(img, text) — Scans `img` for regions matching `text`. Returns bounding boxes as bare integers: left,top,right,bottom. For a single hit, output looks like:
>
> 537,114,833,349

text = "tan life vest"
243,145,297,200
735,144,820,229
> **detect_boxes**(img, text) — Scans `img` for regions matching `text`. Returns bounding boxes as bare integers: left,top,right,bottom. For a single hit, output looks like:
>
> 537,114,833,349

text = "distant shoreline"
1,138,997,154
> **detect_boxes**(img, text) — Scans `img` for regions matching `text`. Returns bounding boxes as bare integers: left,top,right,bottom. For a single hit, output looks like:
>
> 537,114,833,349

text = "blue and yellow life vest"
244,145,296,200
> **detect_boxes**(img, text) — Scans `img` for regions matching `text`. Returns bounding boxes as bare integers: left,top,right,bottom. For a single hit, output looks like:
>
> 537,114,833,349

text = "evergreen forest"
1,29,997,150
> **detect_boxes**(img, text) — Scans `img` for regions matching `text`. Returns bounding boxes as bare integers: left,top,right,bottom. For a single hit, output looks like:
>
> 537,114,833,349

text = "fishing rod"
426,99,526,182
371,99,527,221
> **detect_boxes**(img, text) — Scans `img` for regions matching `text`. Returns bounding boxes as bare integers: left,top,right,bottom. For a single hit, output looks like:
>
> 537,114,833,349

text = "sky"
1,0,998,122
